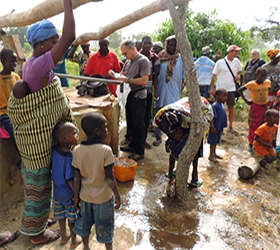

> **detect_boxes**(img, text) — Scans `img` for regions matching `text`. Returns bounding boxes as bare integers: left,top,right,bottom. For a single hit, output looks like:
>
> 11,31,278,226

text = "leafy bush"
234,98,249,122
153,8,253,62
65,60,79,88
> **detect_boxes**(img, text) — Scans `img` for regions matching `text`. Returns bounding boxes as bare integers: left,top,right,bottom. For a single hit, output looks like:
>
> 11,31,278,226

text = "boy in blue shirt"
208,88,228,163
51,122,82,248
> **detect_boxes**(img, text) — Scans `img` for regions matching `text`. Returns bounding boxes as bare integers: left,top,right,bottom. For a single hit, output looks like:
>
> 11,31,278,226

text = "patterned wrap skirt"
20,162,52,236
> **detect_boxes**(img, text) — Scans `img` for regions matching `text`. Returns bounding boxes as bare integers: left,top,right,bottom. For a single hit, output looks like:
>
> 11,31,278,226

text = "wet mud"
1,121,280,249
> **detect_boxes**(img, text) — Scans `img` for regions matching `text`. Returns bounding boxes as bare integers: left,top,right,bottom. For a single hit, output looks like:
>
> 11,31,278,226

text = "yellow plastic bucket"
113,157,137,182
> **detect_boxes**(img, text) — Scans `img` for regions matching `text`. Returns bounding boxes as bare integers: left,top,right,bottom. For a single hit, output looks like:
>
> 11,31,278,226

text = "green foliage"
131,32,150,42
153,8,253,61
108,30,124,49
23,43,32,59
66,60,79,76
3,26,29,47
234,98,249,122
65,60,79,87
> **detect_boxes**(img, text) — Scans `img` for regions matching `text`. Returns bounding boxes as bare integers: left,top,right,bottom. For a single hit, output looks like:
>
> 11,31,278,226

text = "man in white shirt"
210,45,243,132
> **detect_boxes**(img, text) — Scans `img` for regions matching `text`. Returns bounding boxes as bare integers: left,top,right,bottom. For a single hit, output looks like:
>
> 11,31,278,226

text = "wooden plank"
1,35,25,60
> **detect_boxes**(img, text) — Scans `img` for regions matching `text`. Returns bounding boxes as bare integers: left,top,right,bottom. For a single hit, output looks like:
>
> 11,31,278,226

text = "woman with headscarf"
7,0,76,245
262,49,280,107
153,35,185,146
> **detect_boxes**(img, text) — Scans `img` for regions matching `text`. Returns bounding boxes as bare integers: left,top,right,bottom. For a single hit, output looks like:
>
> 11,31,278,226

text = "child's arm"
273,139,276,148
73,169,81,209
67,179,74,192
254,135,273,148
105,165,121,209
273,97,280,109
173,127,186,142
238,85,252,105
165,142,170,153
273,102,280,109
210,119,217,135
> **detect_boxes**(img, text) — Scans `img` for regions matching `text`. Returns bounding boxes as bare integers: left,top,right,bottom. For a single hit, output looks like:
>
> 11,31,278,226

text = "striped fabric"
20,162,52,236
8,76,76,170
53,201,78,223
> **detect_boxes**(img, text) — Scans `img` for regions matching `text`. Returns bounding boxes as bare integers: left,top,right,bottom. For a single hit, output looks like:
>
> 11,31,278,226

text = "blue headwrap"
27,19,58,48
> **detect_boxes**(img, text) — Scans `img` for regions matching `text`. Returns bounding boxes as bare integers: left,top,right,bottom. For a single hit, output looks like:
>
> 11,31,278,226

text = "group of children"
238,67,279,169
51,112,120,250
1,5,280,247
0,1,121,247
162,66,280,188
207,66,279,170
1,49,121,250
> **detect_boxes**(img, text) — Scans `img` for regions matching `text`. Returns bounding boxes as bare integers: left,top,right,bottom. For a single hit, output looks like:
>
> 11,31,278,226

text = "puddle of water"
115,123,271,249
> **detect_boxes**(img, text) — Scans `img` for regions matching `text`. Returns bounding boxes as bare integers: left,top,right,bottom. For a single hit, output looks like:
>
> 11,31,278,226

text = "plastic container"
113,157,137,182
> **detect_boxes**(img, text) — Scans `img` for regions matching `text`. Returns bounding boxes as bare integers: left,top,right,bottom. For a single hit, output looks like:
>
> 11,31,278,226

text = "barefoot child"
51,122,82,249
238,67,270,151
0,49,20,138
208,88,228,163
253,109,278,168
73,112,121,250
154,97,213,188
165,127,204,187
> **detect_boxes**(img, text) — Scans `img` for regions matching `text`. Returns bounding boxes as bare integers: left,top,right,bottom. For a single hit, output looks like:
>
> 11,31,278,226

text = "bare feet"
214,154,223,159
71,235,82,249
208,156,219,163
61,234,71,245
30,229,61,245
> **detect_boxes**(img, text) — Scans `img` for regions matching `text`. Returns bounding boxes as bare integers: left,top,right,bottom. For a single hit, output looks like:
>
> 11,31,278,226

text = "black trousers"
125,95,147,155
144,92,153,140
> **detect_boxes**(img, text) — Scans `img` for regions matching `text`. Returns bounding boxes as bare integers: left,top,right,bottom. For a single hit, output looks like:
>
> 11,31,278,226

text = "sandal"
145,141,152,149
47,218,57,228
165,170,176,178
0,231,20,247
153,138,162,146
128,153,144,161
30,229,61,245
188,179,203,188
120,139,130,146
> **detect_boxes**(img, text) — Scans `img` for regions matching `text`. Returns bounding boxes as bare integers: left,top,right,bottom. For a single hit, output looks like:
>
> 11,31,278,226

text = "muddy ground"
1,119,280,250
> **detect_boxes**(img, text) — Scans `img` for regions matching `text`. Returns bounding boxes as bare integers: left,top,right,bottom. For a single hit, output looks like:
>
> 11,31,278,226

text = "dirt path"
1,121,280,250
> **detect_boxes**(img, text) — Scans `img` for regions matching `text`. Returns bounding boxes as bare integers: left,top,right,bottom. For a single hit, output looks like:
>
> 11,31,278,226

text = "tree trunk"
0,0,102,30
0,0,190,45
164,0,207,206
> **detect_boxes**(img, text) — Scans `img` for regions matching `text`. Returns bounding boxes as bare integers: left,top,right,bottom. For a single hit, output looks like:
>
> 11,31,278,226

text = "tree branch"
66,0,190,44
0,0,103,30
266,19,280,25
0,0,190,44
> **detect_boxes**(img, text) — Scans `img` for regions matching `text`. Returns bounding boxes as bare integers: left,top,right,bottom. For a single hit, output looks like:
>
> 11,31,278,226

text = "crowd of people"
1,0,280,248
